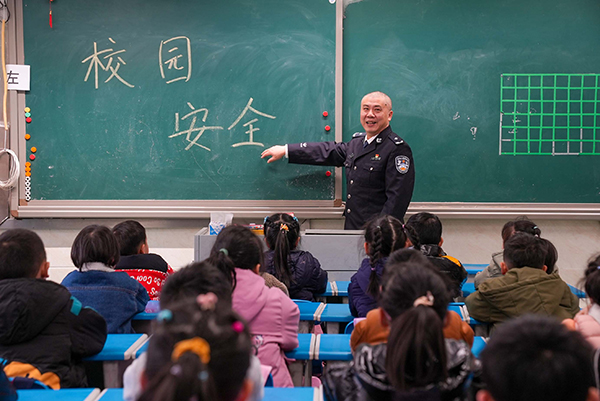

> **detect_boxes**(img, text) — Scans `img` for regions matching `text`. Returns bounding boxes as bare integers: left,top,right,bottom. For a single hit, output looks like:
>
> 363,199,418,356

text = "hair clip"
198,371,209,382
413,291,435,307
232,321,244,333
219,248,229,257
280,223,289,232
157,309,173,323
292,216,299,222
197,292,218,311
170,364,183,377
172,337,211,364
263,216,269,224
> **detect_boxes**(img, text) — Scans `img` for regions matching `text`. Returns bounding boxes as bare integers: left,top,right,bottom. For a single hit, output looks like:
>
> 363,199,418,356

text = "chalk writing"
229,98,276,148
82,38,134,89
159,36,192,84
169,102,223,151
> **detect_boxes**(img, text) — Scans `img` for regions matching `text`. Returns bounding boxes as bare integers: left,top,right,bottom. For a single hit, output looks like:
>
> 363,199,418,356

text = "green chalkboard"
343,0,600,202
23,0,336,200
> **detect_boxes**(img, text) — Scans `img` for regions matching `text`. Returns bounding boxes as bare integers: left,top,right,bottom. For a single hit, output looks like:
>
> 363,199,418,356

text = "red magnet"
323,111,328,117
26,117,32,123
29,154,36,161
325,171,332,177
325,125,331,131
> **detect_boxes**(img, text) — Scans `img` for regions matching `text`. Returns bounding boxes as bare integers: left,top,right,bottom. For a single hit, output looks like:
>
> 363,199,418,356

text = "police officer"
261,91,414,230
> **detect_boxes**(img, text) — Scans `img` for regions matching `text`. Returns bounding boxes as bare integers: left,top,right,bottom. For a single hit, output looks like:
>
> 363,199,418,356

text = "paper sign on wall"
6,65,30,91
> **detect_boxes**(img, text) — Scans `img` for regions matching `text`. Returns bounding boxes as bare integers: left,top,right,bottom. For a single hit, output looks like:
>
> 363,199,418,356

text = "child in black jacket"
0,229,107,388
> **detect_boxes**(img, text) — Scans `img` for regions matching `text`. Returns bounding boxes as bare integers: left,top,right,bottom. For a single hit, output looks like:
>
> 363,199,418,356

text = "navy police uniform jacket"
288,125,414,229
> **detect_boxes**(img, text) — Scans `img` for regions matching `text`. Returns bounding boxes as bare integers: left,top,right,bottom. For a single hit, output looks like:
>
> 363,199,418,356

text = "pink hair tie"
232,321,244,333
197,292,218,311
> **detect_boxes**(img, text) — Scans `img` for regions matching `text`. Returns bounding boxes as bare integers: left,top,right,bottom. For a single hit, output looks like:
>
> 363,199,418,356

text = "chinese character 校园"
169,102,223,151
228,98,276,147
82,38,134,89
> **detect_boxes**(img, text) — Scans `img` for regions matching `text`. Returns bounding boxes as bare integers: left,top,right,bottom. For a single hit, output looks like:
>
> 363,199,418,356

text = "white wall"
1,216,599,287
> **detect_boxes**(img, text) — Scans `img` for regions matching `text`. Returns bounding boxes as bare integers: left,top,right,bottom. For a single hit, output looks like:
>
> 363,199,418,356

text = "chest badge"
395,156,410,174
371,154,381,161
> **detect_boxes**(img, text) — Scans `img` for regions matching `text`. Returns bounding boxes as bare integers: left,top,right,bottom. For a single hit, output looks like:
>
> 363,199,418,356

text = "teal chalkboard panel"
344,0,600,202
23,0,335,200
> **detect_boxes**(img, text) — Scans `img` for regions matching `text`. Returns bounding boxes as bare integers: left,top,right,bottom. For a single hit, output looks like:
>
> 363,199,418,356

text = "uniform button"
369,167,373,171
347,208,351,213
347,194,351,199
350,180,354,184
353,166,357,170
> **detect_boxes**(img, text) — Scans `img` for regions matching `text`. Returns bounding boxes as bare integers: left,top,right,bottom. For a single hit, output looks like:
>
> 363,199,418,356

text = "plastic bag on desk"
209,212,233,235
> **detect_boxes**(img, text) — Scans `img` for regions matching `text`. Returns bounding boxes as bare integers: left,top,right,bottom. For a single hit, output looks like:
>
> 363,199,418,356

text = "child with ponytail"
263,213,327,301
348,215,410,317
563,254,600,348
208,225,300,387
138,297,254,401
325,251,478,401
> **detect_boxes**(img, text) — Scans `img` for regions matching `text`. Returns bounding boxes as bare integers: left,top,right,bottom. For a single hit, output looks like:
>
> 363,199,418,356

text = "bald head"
362,91,392,110
360,91,393,137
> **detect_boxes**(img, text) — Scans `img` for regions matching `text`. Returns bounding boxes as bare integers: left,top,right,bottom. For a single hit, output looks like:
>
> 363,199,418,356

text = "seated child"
474,217,559,289
466,233,579,324
123,261,264,401
62,224,149,334
478,315,599,401
405,212,467,298
137,297,255,401
209,225,300,387
325,253,479,401
350,248,474,351
263,213,327,301
112,220,173,301
0,229,106,388
348,215,409,317
563,253,600,348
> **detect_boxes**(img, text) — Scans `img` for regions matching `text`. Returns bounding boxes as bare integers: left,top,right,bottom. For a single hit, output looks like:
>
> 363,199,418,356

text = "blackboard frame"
8,0,600,218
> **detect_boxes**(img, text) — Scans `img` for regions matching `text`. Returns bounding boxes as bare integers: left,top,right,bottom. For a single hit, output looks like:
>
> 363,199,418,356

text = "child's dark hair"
381,250,451,391
263,213,300,288
208,225,264,291
501,216,541,245
363,215,410,298
582,253,600,304
112,220,146,256
0,229,46,279
160,261,233,309
479,314,595,401
503,232,546,270
405,212,441,246
140,299,252,401
541,238,558,274
71,225,120,269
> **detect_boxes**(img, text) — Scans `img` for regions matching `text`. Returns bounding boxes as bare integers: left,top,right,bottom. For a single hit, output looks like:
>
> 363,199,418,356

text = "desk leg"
326,323,340,334
289,360,304,387
298,321,311,334
103,361,119,388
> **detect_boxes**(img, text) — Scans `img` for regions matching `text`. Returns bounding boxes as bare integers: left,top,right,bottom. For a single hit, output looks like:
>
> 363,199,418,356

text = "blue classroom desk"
319,281,349,297
84,333,148,388
463,264,487,276
17,388,100,401
471,336,487,358
96,386,323,401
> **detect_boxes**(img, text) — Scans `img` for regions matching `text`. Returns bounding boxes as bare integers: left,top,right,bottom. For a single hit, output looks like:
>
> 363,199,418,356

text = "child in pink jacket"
564,254,600,348
209,225,300,387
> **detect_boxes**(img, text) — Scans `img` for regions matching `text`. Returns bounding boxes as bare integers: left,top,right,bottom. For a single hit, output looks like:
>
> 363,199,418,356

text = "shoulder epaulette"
352,132,365,138
388,135,404,145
